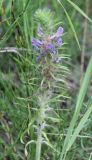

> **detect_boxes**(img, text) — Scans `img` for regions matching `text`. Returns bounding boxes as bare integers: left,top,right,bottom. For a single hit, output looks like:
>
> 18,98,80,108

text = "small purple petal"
56,27,64,37
50,46,56,54
53,57,60,63
31,38,43,48
50,26,64,40
37,27,43,37
36,54,42,61
56,38,62,46
45,43,56,54
45,44,52,50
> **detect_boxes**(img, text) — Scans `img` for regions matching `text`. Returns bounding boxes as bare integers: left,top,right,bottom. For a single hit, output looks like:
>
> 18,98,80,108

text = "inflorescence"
31,26,64,63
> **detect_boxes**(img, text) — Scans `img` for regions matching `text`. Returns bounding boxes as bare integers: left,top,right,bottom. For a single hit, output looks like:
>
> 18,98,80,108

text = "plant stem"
35,126,42,160
35,106,45,160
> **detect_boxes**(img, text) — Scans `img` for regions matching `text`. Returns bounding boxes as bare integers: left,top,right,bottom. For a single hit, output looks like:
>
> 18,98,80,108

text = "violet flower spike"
31,26,64,62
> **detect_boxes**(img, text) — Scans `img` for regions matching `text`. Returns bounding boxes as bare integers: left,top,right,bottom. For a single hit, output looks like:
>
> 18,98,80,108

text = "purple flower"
45,44,52,50
50,27,64,40
45,44,55,54
50,45,56,54
56,27,64,37
31,26,64,62
56,38,62,46
31,38,43,48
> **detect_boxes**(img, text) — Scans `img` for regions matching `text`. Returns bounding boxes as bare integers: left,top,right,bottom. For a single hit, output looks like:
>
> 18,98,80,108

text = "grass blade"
60,56,92,160
66,0,92,23
57,0,81,50
67,100,92,151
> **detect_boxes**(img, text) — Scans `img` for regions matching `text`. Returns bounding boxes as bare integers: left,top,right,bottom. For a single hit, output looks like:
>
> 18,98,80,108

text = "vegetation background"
0,0,92,160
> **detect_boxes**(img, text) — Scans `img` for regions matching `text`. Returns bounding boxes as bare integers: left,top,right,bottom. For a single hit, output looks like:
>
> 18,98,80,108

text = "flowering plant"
23,9,68,160
30,25,66,160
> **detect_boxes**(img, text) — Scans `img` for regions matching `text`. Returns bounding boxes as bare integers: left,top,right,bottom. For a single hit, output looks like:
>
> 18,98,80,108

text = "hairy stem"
35,126,42,160
35,105,45,160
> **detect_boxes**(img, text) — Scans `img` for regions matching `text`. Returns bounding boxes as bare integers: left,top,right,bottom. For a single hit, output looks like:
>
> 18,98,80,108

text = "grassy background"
0,0,92,160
